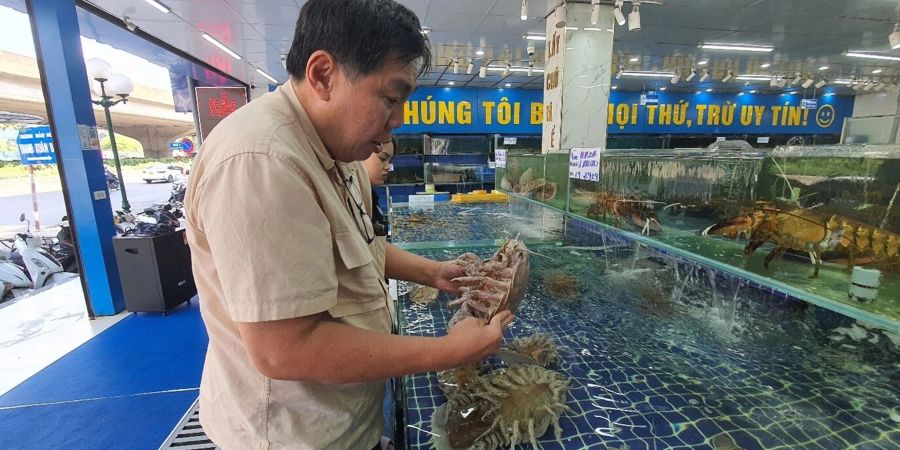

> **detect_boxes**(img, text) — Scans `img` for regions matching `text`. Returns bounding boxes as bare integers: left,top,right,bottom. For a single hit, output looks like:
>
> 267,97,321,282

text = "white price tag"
495,149,507,168
568,147,602,182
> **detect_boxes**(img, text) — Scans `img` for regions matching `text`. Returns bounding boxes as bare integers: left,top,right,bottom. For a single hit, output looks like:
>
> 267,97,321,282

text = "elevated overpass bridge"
0,50,195,158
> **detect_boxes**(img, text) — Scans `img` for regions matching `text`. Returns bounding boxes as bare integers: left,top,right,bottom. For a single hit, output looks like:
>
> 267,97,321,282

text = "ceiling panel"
59,0,900,91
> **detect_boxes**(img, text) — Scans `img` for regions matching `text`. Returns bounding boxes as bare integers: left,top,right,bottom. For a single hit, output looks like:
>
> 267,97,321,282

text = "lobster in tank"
586,192,662,235
703,205,899,278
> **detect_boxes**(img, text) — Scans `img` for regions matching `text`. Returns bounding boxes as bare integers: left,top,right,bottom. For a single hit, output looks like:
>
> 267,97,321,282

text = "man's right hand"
444,311,514,366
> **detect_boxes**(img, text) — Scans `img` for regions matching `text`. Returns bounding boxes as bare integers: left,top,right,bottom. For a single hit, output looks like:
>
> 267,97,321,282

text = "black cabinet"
113,229,196,313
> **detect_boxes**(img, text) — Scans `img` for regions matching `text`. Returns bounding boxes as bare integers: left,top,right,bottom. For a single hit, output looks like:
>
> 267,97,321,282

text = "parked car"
142,164,184,183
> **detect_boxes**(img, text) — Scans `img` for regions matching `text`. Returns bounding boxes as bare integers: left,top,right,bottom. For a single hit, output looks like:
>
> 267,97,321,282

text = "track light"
628,2,641,32
466,60,474,75
890,23,900,49
452,58,459,74
616,65,623,79
686,69,696,82
801,78,814,89
722,70,733,83
864,82,874,91
699,69,710,82
791,72,801,86
815,79,827,89
520,0,528,21
612,1,626,26
670,72,681,84
528,63,534,77
591,0,602,25
503,62,511,77
479,66,487,78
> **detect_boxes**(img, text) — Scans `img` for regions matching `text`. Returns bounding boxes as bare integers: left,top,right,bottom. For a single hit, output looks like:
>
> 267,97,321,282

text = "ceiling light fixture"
736,75,772,81
815,79,827,89
620,70,676,78
503,62,511,77
452,58,459,74
476,50,485,56
890,23,900,49
872,69,883,74
818,65,829,71
528,62,534,77
255,68,277,83
760,63,771,68
487,66,545,74
699,69,710,82
846,52,900,62
749,90,757,93
524,34,547,41
143,0,170,13
630,56,639,62
628,2,641,32
420,28,430,35
520,0,528,20
698,60,709,66
700,43,774,53
801,78,814,89
686,69,696,81
466,60,474,75
616,65,623,79
202,33,241,60
670,72,681,84
791,72,802,86
706,88,713,92
612,85,618,90
448,81,456,86
660,86,667,91
479,66,487,78
612,1,626,26
833,79,853,85
505,83,512,87
722,70,734,83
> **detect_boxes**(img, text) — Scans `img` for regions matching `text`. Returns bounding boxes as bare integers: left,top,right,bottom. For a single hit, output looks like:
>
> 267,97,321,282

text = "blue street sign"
16,126,56,166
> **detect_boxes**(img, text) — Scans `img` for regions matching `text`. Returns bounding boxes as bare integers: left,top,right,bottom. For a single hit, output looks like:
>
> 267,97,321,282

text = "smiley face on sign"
816,104,835,128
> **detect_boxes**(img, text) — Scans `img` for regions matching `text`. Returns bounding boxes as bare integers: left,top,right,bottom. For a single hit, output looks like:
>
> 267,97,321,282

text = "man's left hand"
433,260,466,297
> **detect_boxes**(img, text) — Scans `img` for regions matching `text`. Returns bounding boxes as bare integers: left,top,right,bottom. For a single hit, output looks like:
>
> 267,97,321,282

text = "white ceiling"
19,0,900,92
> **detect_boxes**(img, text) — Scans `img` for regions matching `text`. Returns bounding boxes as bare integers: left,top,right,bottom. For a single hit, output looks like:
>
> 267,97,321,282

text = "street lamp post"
86,58,134,212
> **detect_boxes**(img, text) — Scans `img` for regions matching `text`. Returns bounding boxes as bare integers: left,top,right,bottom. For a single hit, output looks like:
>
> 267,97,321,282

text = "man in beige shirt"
184,0,513,449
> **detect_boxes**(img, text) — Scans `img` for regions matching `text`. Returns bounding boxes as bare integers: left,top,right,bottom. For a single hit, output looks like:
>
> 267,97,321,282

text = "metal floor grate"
159,398,218,450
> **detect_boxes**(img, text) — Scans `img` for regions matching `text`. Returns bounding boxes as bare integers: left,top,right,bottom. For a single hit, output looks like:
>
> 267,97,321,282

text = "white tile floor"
0,278,128,396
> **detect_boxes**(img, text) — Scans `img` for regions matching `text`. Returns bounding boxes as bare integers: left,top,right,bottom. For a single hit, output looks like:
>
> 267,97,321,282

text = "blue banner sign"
396,88,853,135
399,87,543,134
16,126,56,166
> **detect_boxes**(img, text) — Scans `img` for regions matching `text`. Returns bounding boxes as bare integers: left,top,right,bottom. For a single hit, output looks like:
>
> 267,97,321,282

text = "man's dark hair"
286,0,432,81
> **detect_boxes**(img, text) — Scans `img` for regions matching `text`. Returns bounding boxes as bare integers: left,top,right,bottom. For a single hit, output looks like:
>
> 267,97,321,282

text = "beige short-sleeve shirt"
185,82,392,450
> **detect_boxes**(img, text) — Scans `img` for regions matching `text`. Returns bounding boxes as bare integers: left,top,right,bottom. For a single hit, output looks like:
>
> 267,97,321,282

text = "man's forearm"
268,319,462,383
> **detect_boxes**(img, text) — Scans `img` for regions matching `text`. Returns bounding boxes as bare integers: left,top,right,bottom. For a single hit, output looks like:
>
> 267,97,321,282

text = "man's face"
326,58,416,162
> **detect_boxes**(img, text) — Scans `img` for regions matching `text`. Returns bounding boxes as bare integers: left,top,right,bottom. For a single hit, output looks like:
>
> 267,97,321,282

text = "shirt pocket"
330,230,386,320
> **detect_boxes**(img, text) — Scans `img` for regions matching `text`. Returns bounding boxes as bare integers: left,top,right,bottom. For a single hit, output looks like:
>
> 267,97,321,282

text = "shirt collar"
279,80,336,172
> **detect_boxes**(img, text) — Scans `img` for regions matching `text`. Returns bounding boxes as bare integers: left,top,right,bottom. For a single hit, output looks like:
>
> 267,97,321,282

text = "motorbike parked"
0,214,78,301
105,167,120,191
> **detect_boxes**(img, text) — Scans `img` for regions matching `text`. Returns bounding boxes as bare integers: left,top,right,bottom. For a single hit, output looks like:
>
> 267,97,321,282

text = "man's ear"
305,50,339,101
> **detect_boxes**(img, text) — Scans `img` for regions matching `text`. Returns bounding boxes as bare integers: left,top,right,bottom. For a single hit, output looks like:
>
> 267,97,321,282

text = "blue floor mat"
0,389,198,450
0,298,207,407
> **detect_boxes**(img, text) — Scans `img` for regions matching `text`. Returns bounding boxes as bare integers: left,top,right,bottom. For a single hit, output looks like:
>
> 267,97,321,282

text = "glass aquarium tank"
391,206,900,450
424,134,490,155
424,163,481,187
557,144,899,327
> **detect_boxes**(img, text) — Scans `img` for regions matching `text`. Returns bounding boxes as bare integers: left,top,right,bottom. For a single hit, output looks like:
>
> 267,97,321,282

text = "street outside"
0,171,176,237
